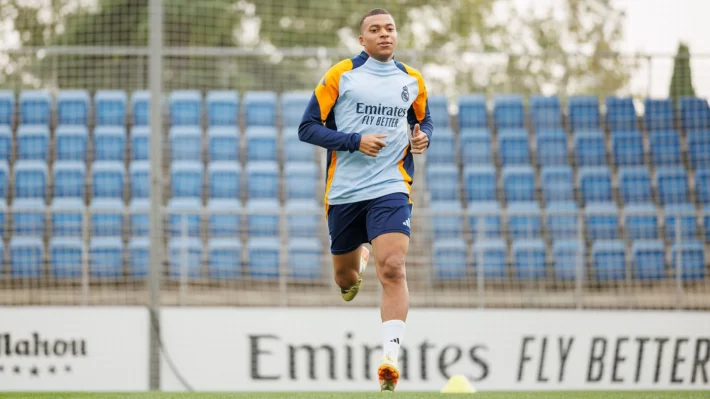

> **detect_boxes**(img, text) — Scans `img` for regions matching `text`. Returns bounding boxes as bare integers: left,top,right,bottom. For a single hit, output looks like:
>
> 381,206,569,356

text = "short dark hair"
359,8,392,32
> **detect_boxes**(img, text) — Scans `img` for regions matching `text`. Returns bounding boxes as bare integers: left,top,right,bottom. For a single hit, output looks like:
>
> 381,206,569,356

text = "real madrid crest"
401,86,409,102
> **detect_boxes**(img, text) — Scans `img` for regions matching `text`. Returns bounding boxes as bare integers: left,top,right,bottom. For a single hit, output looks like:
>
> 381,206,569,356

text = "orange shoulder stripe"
314,59,353,123
401,63,428,122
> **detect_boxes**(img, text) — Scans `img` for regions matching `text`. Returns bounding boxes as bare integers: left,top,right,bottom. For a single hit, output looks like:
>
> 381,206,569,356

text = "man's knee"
334,268,358,290
379,254,406,284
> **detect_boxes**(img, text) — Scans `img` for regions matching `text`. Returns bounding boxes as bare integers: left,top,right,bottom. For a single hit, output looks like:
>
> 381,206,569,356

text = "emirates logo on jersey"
401,86,410,102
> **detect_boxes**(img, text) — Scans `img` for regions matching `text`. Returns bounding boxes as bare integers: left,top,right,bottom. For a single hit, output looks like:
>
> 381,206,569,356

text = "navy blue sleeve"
298,94,361,153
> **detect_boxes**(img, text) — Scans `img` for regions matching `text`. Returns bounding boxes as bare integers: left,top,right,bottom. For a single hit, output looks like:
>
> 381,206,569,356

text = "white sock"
382,320,406,361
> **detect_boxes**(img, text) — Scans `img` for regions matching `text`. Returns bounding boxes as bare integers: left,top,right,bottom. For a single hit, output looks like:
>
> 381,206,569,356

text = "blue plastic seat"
208,238,242,279
0,90,13,125
14,161,48,200
430,201,463,239
207,198,242,238
171,161,203,199
288,238,322,279
624,204,659,240
687,131,710,168
696,168,710,205
464,166,496,203
0,161,8,200
282,127,315,163
247,237,280,278
281,91,311,128
649,130,681,166
573,131,606,167
244,91,277,127
585,203,619,240
663,204,697,240
49,237,83,278
671,241,706,280
618,167,652,205
130,126,150,161
51,198,83,238
507,202,542,239
208,161,240,200
541,166,573,204
473,239,506,279
493,94,524,129
497,129,530,165
605,96,637,131
502,166,535,203
427,94,449,128
679,97,710,131
246,126,277,162
246,199,279,237
644,98,674,131
17,125,49,161
55,125,88,161
546,202,579,240
552,240,582,280
129,199,149,237
131,91,150,126
612,130,643,166
458,94,487,129
285,162,318,200
20,90,51,125
168,237,203,278
168,90,202,126
0,125,10,161
128,237,149,277
512,239,546,279
92,126,126,162
467,201,501,239
591,240,626,280
530,95,562,130
568,96,600,130
168,198,201,238
579,166,612,205
655,167,689,205
94,90,127,126
208,126,240,162
90,238,123,277
433,238,467,280
247,161,279,199
704,206,710,243
536,129,567,166
92,162,124,200
130,162,150,200
459,128,491,165
12,199,45,236
53,161,86,199
206,91,238,127
170,126,202,162
57,90,89,125
427,164,459,202
427,128,455,164
631,240,666,280
10,237,43,277
89,197,123,237
286,199,319,238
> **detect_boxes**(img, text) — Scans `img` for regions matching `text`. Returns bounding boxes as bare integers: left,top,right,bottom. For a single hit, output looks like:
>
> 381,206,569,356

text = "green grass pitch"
2,392,709,399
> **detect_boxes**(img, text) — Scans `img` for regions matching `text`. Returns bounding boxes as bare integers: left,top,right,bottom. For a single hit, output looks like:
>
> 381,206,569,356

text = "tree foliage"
669,42,695,104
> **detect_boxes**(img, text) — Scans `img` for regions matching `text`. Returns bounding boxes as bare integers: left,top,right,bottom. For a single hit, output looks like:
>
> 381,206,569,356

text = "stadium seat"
281,91,311,128
92,162,125,200
14,161,47,200
93,126,126,162
428,94,449,128
0,161,8,200
246,199,279,237
704,206,710,243
168,237,203,278
427,128,455,164
282,127,314,163
671,241,706,280
206,91,238,127
90,238,123,277
459,128,492,165
131,91,150,126
0,125,10,161
17,124,49,161
663,204,697,240
467,201,502,239
55,125,89,162
208,238,242,279
0,90,13,125
244,91,277,127
12,200,45,237
53,161,86,199
579,166,612,205
573,130,606,167
612,130,643,166
631,240,666,280
644,98,674,131
432,238,467,280
48,200,82,239
285,162,318,200
427,164,459,202
169,90,202,126
90,199,124,237
591,240,626,280
0,200,6,236
246,126,278,162
624,204,659,240
288,237,322,279
655,167,689,205
94,90,127,126
128,237,149,277
57,90,90,125
130,126,150,161
430,201,463,239
605,96,637,131
208,161,240,200
171,161,203,199
458,94,487,129
247,237,280,278
207,198,242,238
546,202,579,240
464,165,497,203
20,90,51,125
168,198,201,238
10,237,43,277
473,239,507,279
170,126,203,162
512,239,546,279
584,203,620,240
247,161,279,199
507,202,542,239
536,129,567,166
687,131,710,168
530,95,562,130
696,168,710,205
49,237,83,278
497,129,530,166
208,126,240,162
541,166,574,204
130,162,150,200
552,240,582,280
493,94,524,129
286,199,319,238
568,96,600,130
649,130,681,166
679,97,710,131
129,199,149,237
618,167,652,205
502,166,535,203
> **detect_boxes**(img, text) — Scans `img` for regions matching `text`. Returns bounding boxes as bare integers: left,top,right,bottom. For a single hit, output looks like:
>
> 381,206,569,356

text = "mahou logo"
0,332,88,378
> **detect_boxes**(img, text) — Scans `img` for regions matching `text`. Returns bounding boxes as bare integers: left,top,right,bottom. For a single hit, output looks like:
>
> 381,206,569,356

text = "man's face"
359,14,397,62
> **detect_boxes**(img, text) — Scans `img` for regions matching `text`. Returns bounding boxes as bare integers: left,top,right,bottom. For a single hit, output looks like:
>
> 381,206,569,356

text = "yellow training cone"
440,374,476,394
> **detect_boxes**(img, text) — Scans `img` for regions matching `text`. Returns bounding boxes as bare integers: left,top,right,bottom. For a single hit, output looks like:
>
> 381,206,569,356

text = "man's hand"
410,123,429,154
359,134,388,157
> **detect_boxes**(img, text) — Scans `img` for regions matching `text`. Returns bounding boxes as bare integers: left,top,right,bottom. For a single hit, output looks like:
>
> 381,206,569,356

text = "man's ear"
358,34,364,46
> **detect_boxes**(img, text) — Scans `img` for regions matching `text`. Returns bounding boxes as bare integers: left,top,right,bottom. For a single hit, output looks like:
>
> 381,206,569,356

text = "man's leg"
327,201,370,300
332,245,368,293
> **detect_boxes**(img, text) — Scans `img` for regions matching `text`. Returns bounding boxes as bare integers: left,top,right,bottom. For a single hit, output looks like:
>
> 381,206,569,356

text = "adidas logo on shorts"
402,218,410,228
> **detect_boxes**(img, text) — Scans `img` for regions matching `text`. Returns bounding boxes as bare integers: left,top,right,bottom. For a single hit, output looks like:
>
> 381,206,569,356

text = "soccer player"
298,8,433,392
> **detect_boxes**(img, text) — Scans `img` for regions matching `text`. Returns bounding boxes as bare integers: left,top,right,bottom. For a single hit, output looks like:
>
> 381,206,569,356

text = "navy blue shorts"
327,192,412,255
